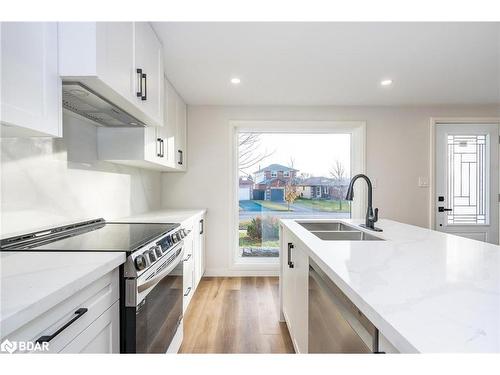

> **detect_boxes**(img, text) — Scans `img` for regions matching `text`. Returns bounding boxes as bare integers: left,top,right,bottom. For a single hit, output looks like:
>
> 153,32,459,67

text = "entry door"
435,123,499,244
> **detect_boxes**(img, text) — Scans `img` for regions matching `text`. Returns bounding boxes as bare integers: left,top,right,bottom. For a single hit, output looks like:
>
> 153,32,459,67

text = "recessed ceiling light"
380,79,393,86
230,77,241,85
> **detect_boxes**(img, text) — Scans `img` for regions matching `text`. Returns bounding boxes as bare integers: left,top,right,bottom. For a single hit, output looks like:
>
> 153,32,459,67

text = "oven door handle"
137,248,184,294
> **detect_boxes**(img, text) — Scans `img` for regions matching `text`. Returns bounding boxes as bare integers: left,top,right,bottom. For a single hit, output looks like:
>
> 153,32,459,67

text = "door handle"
287,242,294,268
136,68,143,98
36,308,88,343
184,287,192,297
438,207,453,212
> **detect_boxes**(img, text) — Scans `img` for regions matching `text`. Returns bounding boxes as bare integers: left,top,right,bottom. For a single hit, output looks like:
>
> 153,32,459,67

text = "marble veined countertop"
280,218,500,353
0,251,125,338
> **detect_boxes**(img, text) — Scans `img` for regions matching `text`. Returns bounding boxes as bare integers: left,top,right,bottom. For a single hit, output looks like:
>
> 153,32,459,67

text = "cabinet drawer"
60,301,119,353
6,268,119,353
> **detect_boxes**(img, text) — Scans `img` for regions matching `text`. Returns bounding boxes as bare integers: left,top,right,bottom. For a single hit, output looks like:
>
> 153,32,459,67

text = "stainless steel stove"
0,218,189,353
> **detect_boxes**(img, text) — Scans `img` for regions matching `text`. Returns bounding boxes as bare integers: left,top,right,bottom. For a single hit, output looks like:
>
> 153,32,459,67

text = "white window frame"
229,120,366,274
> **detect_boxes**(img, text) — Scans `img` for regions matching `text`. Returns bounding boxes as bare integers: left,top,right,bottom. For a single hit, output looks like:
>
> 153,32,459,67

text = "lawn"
239,231,279,248
294,198,351,212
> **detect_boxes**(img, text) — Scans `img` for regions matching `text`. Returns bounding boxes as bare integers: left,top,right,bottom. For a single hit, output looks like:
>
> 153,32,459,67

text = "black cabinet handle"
199,219,204,234
184,287,192,297
438,207,453,212
287,242,294,268
36,308,88,343
156,138,162,157
136,68,143,98
178,150,183,165
160,139,165,158
141,73,147,101
183,253,192,262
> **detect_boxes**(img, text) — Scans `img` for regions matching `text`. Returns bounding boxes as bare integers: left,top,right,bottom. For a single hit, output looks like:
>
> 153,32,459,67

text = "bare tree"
287,156,296,169
329,160,347,210
238,133,274,175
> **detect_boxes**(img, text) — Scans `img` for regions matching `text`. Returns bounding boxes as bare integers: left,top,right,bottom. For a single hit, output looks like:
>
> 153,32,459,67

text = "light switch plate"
418,176,429,188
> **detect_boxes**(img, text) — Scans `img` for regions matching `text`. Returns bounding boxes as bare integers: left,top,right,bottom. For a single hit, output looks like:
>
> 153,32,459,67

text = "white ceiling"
152,22,500,106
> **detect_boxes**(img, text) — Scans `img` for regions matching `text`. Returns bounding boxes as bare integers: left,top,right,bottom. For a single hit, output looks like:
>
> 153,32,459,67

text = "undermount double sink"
297,221,383,241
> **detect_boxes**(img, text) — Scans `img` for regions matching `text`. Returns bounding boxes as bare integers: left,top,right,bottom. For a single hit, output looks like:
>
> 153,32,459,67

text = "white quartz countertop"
280,218,500,353
112,208,206,225
0,251,125,338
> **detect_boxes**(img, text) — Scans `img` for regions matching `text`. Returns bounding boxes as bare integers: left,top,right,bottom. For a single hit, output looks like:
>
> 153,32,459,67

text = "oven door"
134,245,184,353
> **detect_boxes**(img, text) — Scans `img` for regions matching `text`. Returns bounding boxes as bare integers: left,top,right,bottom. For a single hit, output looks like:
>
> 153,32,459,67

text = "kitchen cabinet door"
175,95,187,170
182,232,195,312
193,215,205,288
60,302,119,353
1,22,61,137
280,228,295,331
291,241,309,353
97,22,134,103
280,227,309,353
134,22,164,127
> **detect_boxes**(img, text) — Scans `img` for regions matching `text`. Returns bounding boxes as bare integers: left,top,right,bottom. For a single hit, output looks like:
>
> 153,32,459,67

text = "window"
237,132,352,260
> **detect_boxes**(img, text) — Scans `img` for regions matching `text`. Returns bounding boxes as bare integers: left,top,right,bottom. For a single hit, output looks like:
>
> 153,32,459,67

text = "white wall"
1,112,161,236
161,105,499,276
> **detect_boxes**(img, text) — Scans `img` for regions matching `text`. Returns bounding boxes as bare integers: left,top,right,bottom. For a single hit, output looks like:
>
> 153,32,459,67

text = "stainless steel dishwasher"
309,259,380,353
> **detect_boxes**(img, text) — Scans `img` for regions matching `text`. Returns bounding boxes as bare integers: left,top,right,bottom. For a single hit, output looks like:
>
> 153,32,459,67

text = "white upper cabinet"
58,22,164,128
156,78,187,170
134,23,164,126
1,22,62,137
175,94,187,170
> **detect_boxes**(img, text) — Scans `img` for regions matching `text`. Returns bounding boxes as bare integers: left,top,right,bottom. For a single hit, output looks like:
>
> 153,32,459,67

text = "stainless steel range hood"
62,82,146,128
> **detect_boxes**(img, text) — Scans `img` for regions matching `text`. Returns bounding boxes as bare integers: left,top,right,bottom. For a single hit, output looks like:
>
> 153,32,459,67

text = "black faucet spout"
345,174,382,232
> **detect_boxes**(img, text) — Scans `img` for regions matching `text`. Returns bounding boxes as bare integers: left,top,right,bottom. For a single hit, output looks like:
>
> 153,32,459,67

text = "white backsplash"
1,112,161,237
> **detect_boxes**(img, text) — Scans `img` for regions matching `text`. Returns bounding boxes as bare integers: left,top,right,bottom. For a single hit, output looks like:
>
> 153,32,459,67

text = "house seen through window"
238,132,351,259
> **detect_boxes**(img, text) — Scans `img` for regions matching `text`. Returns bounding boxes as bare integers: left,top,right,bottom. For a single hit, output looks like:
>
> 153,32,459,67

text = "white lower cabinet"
280,226,308,353
60,301,119,353
182,213,206,313
5,268,120,354
193,214,205,288
182,230,195,313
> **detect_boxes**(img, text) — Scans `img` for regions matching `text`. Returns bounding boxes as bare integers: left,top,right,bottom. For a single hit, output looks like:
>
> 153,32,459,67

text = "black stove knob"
172,233,179,243
147,248,156,263
135,255,147,271
155,245,163,258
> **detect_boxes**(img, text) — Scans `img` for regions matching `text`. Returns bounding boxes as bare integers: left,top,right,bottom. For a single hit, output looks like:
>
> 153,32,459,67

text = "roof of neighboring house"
254,164,299,173
300,177,334,186
239,177,254,186
255,177,287,185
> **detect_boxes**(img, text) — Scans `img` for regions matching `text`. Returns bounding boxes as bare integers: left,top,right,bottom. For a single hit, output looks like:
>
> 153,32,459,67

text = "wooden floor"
180,277,295,353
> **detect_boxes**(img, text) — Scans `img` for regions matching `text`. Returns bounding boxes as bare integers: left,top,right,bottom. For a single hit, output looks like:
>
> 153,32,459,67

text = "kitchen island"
279,218,500,353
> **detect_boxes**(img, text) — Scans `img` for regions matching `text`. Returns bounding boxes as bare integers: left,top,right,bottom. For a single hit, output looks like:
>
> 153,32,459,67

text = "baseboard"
204,268,280,277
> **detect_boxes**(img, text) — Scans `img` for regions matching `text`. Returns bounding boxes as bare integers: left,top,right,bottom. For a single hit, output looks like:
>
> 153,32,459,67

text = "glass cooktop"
1,221,179,253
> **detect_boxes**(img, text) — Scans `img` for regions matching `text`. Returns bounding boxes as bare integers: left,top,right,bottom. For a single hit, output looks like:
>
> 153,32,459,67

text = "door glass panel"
446,135,487,225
